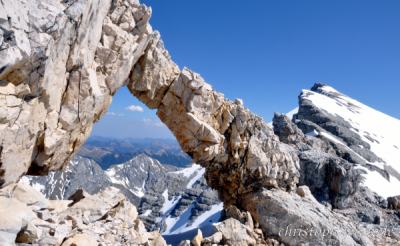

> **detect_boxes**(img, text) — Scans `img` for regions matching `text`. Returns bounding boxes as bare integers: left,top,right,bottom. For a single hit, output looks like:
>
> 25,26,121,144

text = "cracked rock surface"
0,0,152,186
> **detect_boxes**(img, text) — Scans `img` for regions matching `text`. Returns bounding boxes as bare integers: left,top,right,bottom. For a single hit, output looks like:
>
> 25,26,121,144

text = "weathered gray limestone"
0,0,152,186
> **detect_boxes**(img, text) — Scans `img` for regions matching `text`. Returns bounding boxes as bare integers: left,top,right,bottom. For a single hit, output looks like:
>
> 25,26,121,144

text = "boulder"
296,186,318,203
245,211,254,229
67,188,91,207
0,197,36,246
61,233,97,246
0,183,50,210
111,200,138,221
36,210,51,221
48,200,73,214
202,232,222,244
215,218,256,246
61,187,123,221
149,231,168,246
191,229,203,246
225,205,246,224
134,219,147,233
16,222,40,243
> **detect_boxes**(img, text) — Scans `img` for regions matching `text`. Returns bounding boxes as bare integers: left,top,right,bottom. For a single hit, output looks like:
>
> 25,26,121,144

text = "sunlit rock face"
0,0,152,186
0,0,300,207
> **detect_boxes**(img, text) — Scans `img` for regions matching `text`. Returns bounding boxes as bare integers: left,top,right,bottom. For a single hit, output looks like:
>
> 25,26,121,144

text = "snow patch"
142,210,152,216
355,165,400,198
19,176,45,192
183,202,223,231
305,129,319,137
170,164,202,178
187,168,206,189
285,107,299,120
161,190,180,214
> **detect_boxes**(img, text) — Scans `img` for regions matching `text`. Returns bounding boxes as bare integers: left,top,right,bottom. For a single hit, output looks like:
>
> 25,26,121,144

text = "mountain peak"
310,82,327,92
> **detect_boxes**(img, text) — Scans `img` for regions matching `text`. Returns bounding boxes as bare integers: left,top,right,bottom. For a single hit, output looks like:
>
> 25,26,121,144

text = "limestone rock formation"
0,183,168,246
1,0,300,210
0,0,152,187
241,188,382,246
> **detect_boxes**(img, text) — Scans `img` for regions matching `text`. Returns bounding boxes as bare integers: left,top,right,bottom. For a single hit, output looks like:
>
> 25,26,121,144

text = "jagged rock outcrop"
273,112,365,209
270,84,400,245
0,183,168,246
298,150,364,209
273,112,336,155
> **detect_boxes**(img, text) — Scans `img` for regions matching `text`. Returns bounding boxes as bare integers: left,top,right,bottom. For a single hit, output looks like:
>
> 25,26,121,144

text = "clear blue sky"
91,0,400,139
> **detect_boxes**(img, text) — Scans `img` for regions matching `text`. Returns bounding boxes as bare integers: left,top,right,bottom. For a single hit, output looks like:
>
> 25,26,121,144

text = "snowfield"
141,164,223,239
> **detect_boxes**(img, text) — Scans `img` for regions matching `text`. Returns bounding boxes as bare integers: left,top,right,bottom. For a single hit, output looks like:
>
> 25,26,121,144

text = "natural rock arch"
1,1,392,245
0,0,299,206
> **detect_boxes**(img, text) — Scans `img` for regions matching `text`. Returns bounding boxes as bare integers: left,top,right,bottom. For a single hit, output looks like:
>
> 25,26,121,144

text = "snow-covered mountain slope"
294,83,400,198
20,156,110,201
104,154,178,201
20,154,180,206
137,163,222,239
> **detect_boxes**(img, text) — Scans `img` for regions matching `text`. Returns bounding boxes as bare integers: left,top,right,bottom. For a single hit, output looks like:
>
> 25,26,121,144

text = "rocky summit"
0,0,400,245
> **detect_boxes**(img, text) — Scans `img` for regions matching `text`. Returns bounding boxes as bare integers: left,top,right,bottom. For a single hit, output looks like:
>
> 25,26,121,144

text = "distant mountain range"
87,136,179,145
78,139,191,169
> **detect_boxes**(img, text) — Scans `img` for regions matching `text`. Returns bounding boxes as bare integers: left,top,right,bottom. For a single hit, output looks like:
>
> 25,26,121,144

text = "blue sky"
91,0,400,139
